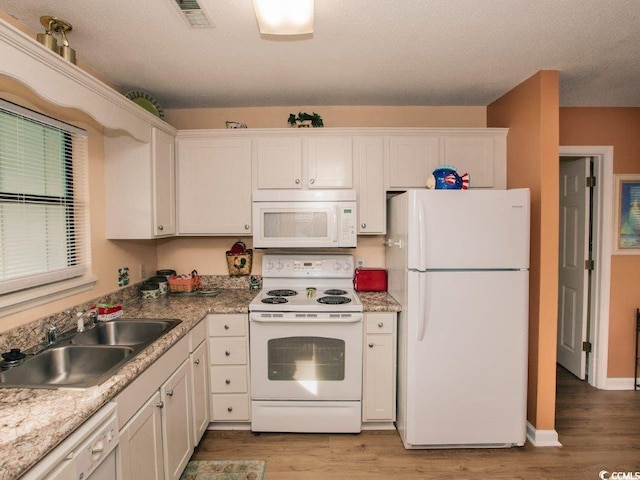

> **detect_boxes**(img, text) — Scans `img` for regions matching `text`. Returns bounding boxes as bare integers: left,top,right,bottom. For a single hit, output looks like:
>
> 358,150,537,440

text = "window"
0,99,90,299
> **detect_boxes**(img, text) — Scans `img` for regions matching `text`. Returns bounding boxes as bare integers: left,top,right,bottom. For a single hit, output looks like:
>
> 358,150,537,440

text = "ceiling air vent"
173,0,214,28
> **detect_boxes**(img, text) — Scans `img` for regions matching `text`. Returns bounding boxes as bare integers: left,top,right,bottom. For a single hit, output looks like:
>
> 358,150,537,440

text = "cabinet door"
177,136,252,234
161,360,193,480
443,135,498,188
306,136,353,188
387,136,439,189
119,391,165,480
153,128,176,236
190,341,210,445
355,136,386,234
362,313,396,422
254,136,302,189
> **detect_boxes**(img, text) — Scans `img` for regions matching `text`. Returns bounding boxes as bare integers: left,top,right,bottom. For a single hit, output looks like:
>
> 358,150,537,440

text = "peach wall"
164,106,487,130
0,76,158,333
560,107,640,377
487,71,560,431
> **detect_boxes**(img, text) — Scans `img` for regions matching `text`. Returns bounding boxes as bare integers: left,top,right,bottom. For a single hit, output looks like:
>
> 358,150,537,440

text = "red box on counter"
353,268,388,292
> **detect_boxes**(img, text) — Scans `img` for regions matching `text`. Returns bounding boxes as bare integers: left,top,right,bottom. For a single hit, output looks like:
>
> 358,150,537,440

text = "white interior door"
557,158,590,379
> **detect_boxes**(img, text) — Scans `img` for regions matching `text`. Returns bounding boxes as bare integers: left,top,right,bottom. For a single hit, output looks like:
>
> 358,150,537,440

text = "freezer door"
401,269,528,447
406,189,530,270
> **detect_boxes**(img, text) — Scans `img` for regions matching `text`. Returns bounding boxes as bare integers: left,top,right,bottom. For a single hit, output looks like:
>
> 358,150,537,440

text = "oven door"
249,312,363,401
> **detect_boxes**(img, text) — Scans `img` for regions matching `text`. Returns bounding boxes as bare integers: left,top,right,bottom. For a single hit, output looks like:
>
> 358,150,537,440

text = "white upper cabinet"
254,136,303,189
105,127,176,239
354,136,386,234
305,136,353,188
177,135,252,235
254,134,353,189
386,135,440,189
442,134,506,189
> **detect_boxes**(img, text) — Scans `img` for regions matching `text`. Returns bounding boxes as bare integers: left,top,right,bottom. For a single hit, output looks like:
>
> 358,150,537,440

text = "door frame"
559,146,613,390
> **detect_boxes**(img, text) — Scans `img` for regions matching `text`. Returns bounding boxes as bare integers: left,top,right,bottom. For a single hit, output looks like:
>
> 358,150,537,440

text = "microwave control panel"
339,204,357,247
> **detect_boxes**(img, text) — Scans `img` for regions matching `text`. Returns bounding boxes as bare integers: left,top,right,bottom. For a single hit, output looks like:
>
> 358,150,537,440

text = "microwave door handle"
332,205,339,242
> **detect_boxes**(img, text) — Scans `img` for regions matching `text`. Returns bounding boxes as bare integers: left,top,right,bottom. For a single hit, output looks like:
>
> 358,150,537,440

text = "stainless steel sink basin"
0,345,134,388
0,318,182,389
71,319,180,346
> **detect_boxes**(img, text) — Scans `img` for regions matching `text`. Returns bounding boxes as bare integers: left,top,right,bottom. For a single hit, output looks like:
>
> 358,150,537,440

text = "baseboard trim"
604,377,637,390
526,422,562,447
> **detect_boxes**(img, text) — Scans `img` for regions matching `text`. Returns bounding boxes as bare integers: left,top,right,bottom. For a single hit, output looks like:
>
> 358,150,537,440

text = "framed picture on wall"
614,174,640,254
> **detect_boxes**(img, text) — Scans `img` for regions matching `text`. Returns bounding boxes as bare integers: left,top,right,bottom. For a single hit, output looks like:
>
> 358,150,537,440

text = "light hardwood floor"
192,367,640,479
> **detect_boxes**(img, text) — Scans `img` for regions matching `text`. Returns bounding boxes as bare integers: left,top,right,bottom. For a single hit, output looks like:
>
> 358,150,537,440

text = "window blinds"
0,98,89,295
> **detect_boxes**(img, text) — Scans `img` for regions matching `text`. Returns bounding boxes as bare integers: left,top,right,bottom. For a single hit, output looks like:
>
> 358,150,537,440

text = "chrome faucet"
45,323,59,344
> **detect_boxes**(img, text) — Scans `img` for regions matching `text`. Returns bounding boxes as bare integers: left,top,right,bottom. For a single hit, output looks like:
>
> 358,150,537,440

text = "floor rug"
180,460,266,480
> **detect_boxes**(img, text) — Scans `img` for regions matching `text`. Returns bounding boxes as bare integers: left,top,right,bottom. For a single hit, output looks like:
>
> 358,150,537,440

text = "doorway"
558,146,613,389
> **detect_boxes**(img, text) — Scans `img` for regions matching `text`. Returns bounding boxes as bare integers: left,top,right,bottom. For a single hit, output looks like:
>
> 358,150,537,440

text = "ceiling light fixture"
252,0,314,35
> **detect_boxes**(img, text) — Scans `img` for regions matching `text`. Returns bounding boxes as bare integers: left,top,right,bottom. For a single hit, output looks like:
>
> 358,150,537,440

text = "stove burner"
261,297,288,304
317,296,352,305
267,289,297,297
324,289,348,296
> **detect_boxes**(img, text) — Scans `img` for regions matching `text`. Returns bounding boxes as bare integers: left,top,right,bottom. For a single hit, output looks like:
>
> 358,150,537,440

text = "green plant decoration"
288,112,324,127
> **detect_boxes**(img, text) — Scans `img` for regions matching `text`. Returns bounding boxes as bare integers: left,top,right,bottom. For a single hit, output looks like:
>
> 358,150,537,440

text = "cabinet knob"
225,350,231,356
225,379,231,385
158,225,164,231
224,324,230,330
166,389,173,397
194,359,200,365
244,224,250,230
295,178,300,184
361,223,367,229
309,178,315,185
227,407,233,412
368,342,374,348
156,401,164,409
378,322,384,328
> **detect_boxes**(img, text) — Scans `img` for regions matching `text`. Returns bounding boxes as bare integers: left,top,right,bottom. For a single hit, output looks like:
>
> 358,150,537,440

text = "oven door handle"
250,315,363,323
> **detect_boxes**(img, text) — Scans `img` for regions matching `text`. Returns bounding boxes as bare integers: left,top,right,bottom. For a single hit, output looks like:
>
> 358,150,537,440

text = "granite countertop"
0,289,399,480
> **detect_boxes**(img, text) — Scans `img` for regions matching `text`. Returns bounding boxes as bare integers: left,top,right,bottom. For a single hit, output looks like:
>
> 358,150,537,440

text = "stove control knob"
275,261,284,270
265,260,275,271
333,261,342,272
343,261,352,271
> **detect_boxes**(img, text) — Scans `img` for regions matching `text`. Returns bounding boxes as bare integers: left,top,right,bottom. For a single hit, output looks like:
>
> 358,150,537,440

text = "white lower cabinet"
207,314,251,424
362,312,397,424
117,319,210,480
119,391,165,480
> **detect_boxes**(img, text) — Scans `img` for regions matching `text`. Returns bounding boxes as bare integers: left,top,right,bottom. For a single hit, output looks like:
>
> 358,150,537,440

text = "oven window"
267,336,345,381
264,211,328,239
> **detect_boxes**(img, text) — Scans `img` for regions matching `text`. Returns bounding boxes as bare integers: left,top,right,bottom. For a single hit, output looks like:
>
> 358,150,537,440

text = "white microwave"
252,190,357,248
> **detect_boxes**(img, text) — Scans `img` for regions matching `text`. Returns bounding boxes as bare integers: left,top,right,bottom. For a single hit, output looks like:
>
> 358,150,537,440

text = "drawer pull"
166,389,173,397
194,359,200,365
156,401,164,409
227,407,233,412
378,322,384,328
224,324,230,330
368,342,374,348
225,350,231,356
225,379,231,385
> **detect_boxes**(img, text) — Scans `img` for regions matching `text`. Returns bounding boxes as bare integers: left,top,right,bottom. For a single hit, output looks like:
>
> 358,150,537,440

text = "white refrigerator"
387,189,530,449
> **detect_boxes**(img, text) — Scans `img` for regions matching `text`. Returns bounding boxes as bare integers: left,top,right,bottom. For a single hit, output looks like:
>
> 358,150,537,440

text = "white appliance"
21,402,120,480
387,189,530,449
252,190,357,248
249,254,363,433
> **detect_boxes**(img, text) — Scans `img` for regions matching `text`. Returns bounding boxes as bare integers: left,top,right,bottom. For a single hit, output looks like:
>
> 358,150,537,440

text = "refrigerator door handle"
417,273,428,341
417,198,427,270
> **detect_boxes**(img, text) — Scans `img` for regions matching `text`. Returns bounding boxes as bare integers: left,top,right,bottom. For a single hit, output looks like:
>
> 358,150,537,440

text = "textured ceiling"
1,0,639,109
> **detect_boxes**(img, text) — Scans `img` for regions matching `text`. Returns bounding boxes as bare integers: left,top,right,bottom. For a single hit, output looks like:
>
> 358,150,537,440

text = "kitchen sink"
0,318,182,389
71,319,181,346
0,345,134,388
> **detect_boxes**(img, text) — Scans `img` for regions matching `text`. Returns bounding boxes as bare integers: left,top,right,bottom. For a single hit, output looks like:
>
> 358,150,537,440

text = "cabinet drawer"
209,337,247,365
207,314,247,337
211,394,250,421
365,313,395,334
210,365,248,393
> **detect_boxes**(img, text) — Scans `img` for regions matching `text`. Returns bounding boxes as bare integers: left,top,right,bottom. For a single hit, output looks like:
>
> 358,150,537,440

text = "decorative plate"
125,90,165,120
